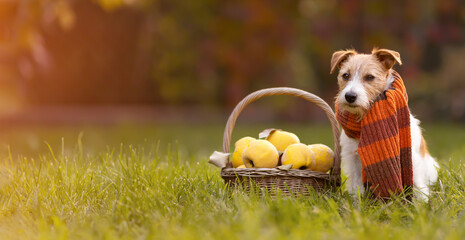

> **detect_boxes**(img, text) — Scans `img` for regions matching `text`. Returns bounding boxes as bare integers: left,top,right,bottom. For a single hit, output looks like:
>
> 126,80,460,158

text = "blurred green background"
0,0,464,156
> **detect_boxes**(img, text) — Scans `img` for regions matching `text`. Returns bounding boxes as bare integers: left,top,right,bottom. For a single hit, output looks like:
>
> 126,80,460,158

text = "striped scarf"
336,71,413,198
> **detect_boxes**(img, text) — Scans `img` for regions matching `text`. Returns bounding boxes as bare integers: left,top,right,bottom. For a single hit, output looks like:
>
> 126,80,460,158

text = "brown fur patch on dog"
420,135,430,157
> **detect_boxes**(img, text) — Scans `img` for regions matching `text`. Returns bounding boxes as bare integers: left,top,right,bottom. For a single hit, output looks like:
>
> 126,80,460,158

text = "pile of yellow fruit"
231,129,334,172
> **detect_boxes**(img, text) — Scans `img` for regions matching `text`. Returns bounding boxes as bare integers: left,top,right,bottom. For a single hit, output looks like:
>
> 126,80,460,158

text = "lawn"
0,122,464,239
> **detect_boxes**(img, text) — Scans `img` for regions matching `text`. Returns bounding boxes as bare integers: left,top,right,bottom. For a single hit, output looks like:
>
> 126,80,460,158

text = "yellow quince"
308,144,334,172
281,143,316,169
242,140,279,168
231,136,256,168
265,130,300,152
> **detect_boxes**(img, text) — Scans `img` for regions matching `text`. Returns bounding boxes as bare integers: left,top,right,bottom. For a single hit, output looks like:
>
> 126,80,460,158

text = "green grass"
0,122,465,239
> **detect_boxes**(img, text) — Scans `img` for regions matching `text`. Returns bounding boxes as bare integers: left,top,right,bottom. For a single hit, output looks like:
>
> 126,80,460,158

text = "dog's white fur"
332,49,439,201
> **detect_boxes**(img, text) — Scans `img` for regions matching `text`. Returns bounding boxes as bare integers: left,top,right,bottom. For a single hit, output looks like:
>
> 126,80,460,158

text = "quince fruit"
265,130,300,152
242,140,279,168
308,144,334,172
281,143,316,169
232,136,256,168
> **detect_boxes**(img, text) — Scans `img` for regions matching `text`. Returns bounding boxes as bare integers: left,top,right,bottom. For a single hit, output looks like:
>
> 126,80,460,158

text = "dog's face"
330,48,402,117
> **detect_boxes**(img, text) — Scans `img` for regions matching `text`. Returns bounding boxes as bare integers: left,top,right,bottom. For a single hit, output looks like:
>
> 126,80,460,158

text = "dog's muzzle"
345,92,357,103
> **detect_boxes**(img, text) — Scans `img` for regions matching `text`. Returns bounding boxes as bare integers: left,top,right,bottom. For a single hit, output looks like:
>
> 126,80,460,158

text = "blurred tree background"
0,0,464,121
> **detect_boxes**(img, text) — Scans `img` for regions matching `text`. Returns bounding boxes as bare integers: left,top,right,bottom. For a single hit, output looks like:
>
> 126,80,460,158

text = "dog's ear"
372,48,402,69
330,50,356,74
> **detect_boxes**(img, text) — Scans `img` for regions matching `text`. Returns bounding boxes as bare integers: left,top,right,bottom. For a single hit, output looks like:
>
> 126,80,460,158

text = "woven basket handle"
222,87,341,177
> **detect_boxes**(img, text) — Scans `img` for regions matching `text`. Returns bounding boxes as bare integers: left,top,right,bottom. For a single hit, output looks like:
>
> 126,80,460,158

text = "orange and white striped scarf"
336,71,413,198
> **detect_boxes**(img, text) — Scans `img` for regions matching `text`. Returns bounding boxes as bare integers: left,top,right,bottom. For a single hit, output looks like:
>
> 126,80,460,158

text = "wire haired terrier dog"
331,48,439,201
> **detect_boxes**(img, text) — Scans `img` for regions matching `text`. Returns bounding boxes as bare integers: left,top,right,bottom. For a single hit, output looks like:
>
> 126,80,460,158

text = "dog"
330,48,439,201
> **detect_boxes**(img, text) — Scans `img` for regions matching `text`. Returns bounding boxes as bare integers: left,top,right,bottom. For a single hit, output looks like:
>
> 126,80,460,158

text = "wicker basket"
212,87,341,196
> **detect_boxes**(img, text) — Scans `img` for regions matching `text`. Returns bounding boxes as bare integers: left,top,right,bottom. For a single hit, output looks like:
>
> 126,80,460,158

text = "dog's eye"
342,73,350,80
365,75,375,81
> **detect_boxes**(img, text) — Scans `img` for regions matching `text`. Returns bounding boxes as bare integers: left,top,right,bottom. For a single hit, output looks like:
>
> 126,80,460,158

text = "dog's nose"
345,92,357,103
